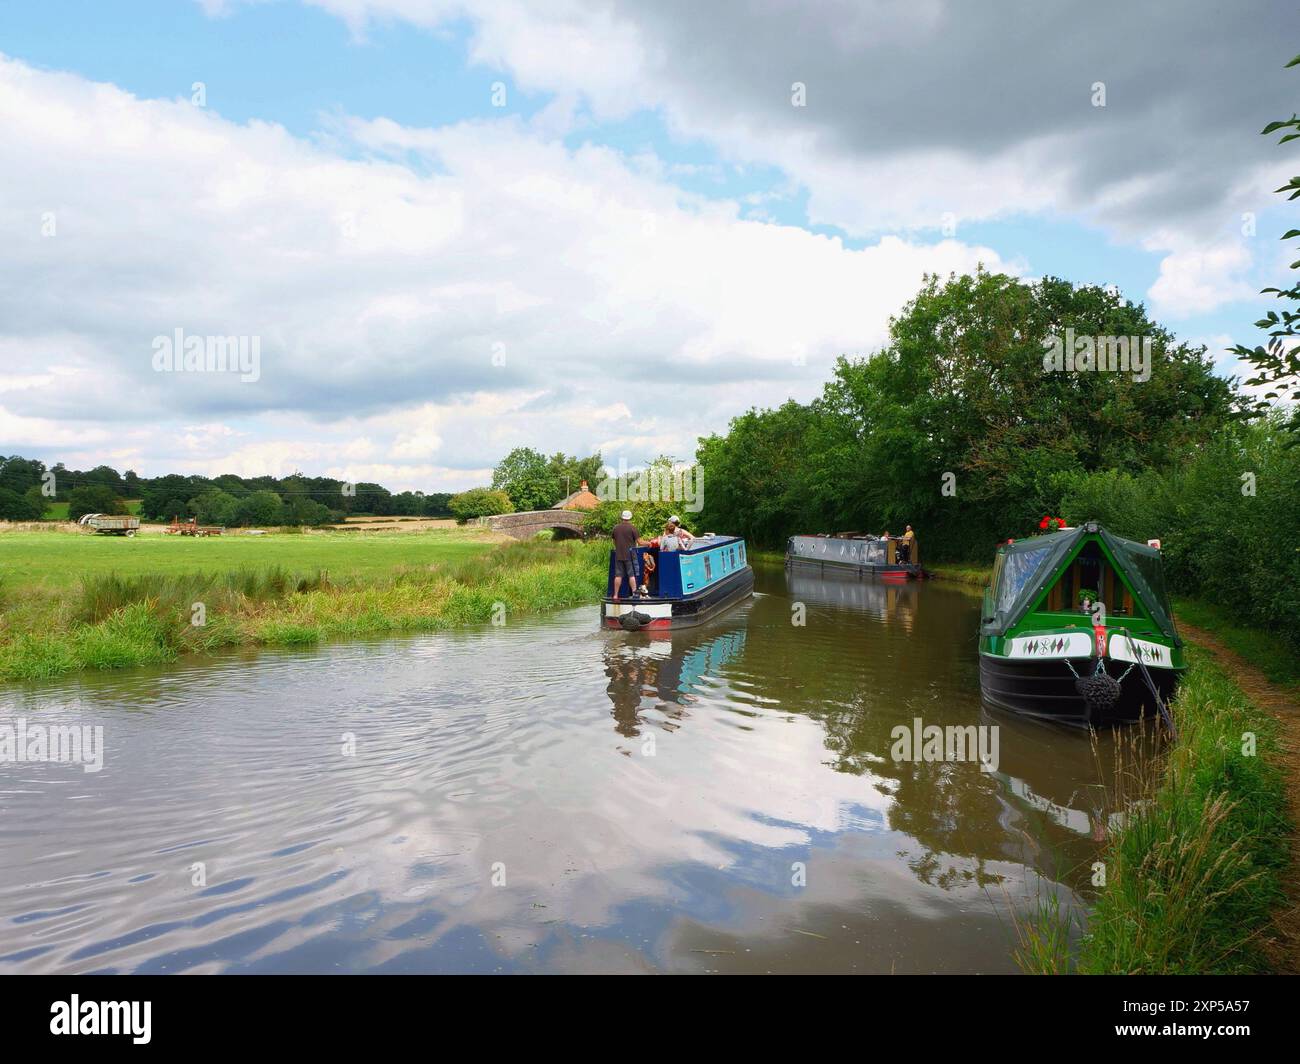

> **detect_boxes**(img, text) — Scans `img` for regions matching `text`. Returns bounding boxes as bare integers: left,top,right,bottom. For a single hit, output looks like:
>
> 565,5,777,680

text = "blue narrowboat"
602,535,754,631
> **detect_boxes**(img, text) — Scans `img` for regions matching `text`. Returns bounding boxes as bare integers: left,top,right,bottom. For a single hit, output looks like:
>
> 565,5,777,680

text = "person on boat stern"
899,524,916,564
660,516,695,551
611,509,641,601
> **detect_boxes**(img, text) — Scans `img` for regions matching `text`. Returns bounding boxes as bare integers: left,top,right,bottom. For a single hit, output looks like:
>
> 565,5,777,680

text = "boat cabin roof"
986,522,1178,642
671,534,742,553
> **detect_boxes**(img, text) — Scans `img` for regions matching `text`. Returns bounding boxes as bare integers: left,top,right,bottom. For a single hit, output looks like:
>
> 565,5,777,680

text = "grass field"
0,527,609,682
2,526,500,592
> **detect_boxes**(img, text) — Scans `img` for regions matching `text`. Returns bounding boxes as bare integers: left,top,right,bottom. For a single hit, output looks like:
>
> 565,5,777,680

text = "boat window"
996,545,1050,616
1128,549,1172,613
990,552,1005,596
704,556,712,581
1045,543,1135,615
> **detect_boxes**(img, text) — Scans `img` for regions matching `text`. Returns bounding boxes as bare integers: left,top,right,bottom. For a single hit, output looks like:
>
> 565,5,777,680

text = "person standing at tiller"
899,525,916,564
611,509,641,601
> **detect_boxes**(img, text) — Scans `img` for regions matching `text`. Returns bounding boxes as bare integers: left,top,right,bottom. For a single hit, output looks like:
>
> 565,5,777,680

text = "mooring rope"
1123,629,1178,739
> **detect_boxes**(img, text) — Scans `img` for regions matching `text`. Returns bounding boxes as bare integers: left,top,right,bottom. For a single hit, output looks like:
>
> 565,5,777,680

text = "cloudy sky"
0,1,1295,491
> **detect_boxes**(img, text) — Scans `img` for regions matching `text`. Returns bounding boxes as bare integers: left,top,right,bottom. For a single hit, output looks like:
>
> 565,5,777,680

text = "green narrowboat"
978,522,1185,726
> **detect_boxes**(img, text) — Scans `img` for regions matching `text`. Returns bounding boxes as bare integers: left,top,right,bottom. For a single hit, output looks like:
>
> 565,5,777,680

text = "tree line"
692,270,1298,648
0,448,613,527
0,458,455,526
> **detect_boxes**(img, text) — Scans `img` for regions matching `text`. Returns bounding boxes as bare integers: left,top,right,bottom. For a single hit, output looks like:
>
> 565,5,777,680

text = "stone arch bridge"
482,509,588,540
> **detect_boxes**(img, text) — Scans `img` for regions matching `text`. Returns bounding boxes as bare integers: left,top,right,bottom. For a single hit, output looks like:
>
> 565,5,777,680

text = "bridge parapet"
482,510,588,540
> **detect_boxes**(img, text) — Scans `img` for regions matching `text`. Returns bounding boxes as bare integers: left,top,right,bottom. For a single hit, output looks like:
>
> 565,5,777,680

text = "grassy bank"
0,536,610,683
925,563,991,587
1018,652,1290,973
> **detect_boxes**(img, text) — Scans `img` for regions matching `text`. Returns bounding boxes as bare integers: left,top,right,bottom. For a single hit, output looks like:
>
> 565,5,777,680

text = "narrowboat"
601,535,754,631
785,533,922,582
978,522,1186,726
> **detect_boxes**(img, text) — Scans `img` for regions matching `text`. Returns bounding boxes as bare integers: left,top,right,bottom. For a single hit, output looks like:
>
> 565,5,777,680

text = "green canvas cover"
1099,527,1180,644
983,523,1180,644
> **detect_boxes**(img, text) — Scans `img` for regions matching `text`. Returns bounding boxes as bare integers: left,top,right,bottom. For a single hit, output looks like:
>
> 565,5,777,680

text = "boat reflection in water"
785,567,919,632
603,625,748,739
783,563,1126,893
981,707,1132,847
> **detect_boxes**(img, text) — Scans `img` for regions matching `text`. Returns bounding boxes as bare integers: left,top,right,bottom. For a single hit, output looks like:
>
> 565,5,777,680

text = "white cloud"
0,53,1009,486
1147,241,1255,319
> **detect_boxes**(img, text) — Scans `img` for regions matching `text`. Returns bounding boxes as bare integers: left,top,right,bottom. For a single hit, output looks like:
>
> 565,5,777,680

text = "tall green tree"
0,487,42,520
67,485,125,522
236,491,285,527
492,447,561,511
548,451,604,499
696,271,1242,557
189,490,242,526
449,487,514,522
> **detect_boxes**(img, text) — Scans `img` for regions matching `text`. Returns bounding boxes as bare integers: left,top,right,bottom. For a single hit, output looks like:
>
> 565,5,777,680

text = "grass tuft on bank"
1018,652,1290,973
0,539,610,682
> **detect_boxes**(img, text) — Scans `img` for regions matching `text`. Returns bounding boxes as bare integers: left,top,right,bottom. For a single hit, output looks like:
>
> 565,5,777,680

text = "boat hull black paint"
979,654,1181,727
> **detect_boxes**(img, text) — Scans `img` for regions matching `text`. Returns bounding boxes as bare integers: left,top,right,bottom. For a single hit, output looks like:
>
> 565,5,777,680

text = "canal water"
0,562,1113,973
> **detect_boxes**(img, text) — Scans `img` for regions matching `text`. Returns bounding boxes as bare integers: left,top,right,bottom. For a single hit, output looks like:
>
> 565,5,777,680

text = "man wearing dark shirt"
611,510,641,601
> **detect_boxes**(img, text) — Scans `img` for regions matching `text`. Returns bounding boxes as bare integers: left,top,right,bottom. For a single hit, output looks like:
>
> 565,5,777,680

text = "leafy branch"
1229,52,1300,412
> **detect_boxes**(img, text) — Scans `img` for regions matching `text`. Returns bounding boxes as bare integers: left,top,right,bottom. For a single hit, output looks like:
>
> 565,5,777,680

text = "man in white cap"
611,509,641,601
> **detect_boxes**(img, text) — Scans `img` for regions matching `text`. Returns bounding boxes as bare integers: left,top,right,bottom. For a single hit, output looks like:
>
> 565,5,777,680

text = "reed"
1010,888,1079,975
1016,652,1289,973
